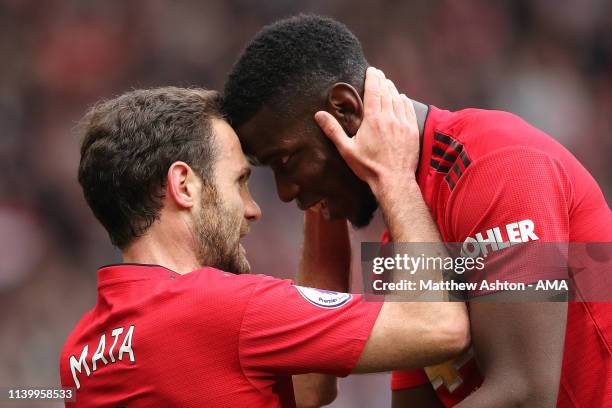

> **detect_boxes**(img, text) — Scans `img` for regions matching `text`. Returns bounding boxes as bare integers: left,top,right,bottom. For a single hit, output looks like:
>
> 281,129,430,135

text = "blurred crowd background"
1,0,610,406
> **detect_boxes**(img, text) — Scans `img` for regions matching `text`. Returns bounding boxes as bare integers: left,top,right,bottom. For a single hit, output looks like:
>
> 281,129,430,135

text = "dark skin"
394,293,567,408
236,82,567,407
237,83,427,228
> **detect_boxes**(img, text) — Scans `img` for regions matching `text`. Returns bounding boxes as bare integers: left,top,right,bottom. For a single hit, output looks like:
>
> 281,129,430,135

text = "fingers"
364,67,402,119
378,70,393,114
363,67,382,114
401,94,416,123
314,111,354,159
388,79,404,121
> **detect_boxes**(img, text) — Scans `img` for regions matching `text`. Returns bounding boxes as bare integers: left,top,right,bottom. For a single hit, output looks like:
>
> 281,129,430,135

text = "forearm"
293,209,350,408
454,379,555,408
454,300,566,408
293,373,337,408
454,381,520,408
297,208,351,290
374,176,441,243
375,177,458,304
371,177,470,362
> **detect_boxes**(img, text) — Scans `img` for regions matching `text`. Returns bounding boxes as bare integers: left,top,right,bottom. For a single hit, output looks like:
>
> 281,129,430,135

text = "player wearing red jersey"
60,85,469,407
223,15,612,407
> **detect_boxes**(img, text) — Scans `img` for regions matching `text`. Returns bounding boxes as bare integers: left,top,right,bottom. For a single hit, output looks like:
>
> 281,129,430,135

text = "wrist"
371,173,419,204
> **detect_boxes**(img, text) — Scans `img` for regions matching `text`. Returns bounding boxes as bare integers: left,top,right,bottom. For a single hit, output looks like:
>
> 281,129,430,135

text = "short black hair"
78,87,222,248
223,14,368,128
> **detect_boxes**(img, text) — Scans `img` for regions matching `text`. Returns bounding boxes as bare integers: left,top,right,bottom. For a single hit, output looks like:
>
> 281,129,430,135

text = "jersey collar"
417,105,436,188
97,263,181,289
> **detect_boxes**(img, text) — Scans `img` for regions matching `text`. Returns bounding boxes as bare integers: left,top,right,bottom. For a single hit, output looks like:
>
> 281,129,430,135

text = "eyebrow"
257,148,286,166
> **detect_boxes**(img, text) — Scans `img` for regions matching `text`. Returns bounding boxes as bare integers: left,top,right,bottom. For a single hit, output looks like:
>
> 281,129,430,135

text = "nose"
274,172,300,203
244,193,262,222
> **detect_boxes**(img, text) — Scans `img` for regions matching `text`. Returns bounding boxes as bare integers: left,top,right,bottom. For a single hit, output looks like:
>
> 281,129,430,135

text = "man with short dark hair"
224,15,612,408
60,84,469,407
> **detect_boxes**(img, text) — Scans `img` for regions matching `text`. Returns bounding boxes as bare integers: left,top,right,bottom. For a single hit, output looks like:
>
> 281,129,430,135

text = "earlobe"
326,83,364,136
167,162,196,209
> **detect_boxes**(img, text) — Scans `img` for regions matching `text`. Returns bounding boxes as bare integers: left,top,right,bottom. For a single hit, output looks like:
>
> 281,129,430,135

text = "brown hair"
78,87,223,248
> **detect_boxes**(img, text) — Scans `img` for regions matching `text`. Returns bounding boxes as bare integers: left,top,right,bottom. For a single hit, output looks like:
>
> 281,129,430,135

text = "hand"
314,67,420,195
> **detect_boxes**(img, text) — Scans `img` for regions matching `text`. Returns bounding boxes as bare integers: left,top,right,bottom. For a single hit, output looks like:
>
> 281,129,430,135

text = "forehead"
235,105,312,161
212,119,248,170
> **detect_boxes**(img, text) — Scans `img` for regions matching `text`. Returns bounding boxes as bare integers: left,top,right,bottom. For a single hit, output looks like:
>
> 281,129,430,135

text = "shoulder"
429,107,577,186
444,108,529,134
440,108,549,155
182,267,284,297
449,145,572,201
152,268,290,319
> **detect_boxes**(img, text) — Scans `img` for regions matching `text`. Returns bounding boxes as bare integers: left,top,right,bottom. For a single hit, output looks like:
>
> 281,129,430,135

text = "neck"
121,224,201,275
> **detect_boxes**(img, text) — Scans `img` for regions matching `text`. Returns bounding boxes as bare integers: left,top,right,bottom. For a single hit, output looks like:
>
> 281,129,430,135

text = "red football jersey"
60,264,382,407
390,106,612,407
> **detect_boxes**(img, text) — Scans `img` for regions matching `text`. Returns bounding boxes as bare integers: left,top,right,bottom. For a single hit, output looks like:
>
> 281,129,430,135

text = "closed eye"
271,155,291,169
265,151,295,170
237,167,251,184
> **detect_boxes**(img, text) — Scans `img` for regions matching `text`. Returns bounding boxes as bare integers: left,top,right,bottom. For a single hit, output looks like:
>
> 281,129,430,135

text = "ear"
326,83,364,136
167,161,199,209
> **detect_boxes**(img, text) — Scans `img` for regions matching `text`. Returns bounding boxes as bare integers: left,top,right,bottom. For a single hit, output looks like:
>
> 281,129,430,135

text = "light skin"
123,119,261,275
124,90,470,406
238,66,566,407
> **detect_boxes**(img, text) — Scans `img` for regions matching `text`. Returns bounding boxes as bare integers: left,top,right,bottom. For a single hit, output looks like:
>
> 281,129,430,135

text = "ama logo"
294,286,353,309
461,219,539,258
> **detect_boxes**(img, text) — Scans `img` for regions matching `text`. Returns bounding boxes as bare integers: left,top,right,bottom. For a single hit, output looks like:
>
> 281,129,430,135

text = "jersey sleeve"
238,275,382,378
392,147,574,392
447,146,572,296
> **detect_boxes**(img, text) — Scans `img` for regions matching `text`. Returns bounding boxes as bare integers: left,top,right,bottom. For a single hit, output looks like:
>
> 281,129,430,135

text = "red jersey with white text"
389,106,612,407
60,264,382,407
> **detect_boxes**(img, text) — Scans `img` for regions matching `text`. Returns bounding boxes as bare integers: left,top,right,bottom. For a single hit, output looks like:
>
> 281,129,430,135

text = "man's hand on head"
314,67,420,198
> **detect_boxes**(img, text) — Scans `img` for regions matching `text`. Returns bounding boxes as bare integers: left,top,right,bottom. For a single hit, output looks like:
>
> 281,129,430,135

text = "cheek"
322,154,353,189
218,188,244,222
238,190,251,212
295,150,329,182
232,191,247,217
